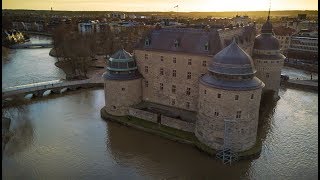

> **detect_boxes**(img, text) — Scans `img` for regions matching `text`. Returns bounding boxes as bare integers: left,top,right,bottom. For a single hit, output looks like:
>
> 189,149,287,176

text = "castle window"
174,40,179,48
236,111,242,118
251,94,254,99
172,70,176,77
145,54,148,60
204,90,207,94
187,72,191,79
264,61,267,63
217,93,221,98
145,39,150,46
173,57,176,63
145,66,148,73
188,59,192,65
186,102,190,109
160,83,163,90
160,56,164,61
113,106,116,109
122,88,125,91
235,95,239,100
202,61,207,67
160,68,164,75
266,73,270,78
172,85,176,93
171,99,176,105
145,80,148,87
204,43,209,51
214,111,219,116
186,88,191,95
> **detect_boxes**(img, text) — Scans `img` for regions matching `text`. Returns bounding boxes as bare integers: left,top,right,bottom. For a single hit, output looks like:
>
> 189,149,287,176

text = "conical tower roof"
208,39,256,75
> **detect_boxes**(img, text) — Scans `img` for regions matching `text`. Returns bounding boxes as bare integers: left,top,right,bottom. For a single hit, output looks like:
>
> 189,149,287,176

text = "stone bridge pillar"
33,90,46,97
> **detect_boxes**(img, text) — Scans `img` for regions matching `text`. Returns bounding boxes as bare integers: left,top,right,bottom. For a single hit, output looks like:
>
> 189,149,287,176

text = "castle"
102,17,284,153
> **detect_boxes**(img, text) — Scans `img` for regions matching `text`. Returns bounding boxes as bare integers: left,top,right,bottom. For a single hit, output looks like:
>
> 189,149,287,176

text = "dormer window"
145,38,150,46
204,42,209,51
174,40,179,48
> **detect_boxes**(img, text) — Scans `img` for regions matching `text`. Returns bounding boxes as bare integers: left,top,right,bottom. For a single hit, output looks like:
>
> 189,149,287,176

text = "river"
2,35,318,179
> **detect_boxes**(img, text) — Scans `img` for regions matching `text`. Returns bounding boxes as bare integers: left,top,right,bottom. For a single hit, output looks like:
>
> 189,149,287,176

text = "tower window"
266,73,270,78
204,90,207,94
172,85,176,93
186,88,191,95
174,40,179,48
172,70,176,77
202,61,207,67
160,68,164,75
171,99,176,105
186,102,190,109
173,57,176,63
145,66,148,73
214,111,219,116
251,94,254,99
204,43,209,51
236,111,241,118
122,88,125,91
113,106,116,109
145,81,148,87
188,59,192,65
217,93,221,98
145,39,150,46
235,95,239,100
160,56,164,61
160,83,163,90
187,72,191,79
145,54,148,60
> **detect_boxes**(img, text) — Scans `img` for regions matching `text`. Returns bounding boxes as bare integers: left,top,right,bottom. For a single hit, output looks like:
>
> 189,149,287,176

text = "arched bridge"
2,79,103,100
9,43,53,49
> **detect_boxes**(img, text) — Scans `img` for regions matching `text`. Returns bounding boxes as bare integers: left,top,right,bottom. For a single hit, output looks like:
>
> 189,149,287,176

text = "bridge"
9,43,53,49
2,79,103,100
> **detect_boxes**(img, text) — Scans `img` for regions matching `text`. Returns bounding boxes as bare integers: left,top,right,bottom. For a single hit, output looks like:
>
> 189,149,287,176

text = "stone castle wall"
161,115,194,132
128,107,158,123
254,55,284,95
134,50,211,112
195,82,262,152
104,78,142,116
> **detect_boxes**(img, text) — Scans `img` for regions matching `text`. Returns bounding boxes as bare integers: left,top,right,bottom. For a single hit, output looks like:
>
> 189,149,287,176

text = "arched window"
145,38,150,46
204,42,209,51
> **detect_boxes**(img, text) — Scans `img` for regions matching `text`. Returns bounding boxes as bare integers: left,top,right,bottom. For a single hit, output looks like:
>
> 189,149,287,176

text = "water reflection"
107,121,252,179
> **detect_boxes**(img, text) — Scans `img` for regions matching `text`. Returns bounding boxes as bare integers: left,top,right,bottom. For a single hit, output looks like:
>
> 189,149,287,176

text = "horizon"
3,0,318,12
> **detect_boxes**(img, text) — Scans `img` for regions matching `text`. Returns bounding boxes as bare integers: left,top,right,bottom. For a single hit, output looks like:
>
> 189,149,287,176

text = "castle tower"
102,49,142,116
195,40,265,152
252,16,285,99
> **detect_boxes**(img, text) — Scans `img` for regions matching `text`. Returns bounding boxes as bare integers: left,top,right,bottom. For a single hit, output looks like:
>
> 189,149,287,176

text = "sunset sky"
2,0,318,12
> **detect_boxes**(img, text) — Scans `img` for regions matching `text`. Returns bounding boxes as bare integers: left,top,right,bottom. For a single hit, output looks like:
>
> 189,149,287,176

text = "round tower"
102,49,142,116
252,17,285,99
195,40,265,152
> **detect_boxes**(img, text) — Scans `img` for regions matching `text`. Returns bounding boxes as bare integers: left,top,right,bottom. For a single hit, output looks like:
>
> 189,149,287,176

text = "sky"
2,0,318,12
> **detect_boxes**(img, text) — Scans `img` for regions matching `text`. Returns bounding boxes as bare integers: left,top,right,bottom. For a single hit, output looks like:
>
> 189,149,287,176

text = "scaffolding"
216,119,238,165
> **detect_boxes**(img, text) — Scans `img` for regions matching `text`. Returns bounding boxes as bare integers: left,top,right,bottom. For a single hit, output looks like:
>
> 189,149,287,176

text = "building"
273,26,296,53
231,15,251,26
252,16,285,99
287,29,318,64
102,25,268,153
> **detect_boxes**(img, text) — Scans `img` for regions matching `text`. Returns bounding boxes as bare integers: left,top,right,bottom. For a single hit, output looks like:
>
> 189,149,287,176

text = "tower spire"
267,0,271,21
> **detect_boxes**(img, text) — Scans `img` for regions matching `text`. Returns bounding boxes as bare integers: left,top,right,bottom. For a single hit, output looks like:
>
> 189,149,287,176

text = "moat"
2,35,318,179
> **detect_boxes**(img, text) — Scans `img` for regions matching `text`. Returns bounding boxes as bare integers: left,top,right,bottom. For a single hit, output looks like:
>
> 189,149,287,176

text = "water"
2,35,318,179
2,35,65,88
282,67,318,80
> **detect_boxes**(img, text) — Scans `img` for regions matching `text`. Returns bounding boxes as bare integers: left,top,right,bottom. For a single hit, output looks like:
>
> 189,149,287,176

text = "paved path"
9,43,53,49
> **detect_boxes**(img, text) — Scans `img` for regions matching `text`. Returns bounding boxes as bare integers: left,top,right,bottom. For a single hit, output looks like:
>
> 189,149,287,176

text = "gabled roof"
135,28,222,55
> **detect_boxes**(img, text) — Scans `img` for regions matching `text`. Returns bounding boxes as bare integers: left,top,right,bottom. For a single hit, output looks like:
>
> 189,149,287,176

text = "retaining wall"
128,108,158,123
161,115,195,132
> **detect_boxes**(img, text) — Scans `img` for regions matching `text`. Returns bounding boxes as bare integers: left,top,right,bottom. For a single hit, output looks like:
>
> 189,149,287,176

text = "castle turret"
195,40,264,152
102,49,142,116
252,16,285,99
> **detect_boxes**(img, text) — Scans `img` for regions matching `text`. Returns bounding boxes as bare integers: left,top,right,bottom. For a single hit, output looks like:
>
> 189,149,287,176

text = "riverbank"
100,107,262,161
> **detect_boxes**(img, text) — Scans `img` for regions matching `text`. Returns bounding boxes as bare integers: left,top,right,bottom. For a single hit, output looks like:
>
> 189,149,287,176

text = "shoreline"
100,107,262,161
